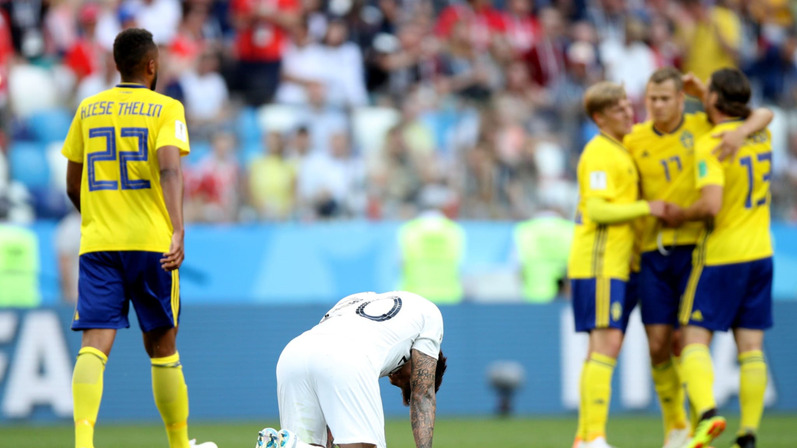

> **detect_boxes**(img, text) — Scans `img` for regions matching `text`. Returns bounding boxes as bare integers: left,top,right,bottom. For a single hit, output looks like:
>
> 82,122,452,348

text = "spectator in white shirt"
180,49,230,138
321,19,369,107
600,17,656,106
297,132,365,219
133,0,182,45
275,21,327,105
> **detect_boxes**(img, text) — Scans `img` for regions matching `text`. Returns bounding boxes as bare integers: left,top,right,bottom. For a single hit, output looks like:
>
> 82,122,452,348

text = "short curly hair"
113,28,157,79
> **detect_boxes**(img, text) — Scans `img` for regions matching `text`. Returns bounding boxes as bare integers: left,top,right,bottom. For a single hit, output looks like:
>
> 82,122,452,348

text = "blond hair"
584,81,627,122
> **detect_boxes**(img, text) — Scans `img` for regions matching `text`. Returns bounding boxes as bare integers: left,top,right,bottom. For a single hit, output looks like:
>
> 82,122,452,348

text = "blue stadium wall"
1,303,796,424
28,222,797,304
2,221,796,424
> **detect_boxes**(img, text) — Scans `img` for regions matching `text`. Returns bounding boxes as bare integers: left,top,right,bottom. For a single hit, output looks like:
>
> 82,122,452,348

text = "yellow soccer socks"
583,352,616,442
738,350,767,437
675,354,701,434
574,360,587,445
72,347,107,448
652,358,688,434
681,344,716,417
152,352,191,448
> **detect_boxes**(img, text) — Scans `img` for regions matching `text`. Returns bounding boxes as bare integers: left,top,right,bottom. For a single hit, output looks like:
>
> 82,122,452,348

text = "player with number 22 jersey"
63,83,189,254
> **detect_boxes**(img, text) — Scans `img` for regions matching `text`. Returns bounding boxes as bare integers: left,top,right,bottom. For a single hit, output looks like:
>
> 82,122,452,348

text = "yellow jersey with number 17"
625,112,713,252
568,133,640,281
694,120,772,265
62,83,190,255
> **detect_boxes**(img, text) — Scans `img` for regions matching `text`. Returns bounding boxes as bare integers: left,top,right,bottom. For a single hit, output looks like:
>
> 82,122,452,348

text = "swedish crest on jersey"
680,130,694,149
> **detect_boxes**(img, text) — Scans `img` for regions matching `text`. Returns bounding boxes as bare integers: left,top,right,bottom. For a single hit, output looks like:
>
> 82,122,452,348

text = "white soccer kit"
276,291,444,448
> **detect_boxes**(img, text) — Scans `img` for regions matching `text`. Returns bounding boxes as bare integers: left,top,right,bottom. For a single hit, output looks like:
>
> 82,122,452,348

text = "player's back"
625,113,711,252
313,291,444,376
62,84,190,255
695,122,773,265
569,133,638,281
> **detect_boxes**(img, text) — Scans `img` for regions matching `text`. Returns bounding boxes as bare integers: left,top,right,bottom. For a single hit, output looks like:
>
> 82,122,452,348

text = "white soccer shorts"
276,333,387,448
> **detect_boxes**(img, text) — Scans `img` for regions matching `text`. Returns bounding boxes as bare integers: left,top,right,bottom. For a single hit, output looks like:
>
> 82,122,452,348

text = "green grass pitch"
3,414,796,447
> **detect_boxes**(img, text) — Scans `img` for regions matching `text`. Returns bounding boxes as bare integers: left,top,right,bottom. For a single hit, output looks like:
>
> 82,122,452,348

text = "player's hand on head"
712,129,744,162
160,231,185,271
681,72,705,98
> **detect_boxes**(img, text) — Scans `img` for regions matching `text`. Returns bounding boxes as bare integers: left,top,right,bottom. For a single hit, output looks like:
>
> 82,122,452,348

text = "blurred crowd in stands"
3,0,797,225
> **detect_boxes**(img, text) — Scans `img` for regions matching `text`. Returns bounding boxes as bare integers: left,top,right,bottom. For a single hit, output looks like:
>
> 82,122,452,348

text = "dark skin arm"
158,146,185,271
409,349,437,448
65,161,83,212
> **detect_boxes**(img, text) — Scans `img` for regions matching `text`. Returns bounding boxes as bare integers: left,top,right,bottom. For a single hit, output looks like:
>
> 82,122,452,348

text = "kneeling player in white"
256,291,447,448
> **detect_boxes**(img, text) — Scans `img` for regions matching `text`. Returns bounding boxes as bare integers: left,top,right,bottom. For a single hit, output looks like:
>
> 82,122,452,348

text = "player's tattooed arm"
409,349,437,448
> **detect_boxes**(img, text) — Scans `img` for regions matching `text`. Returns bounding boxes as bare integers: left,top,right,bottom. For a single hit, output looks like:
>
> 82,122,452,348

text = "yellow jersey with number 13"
568,133,640,281
62,83,190,255
694,120,772,265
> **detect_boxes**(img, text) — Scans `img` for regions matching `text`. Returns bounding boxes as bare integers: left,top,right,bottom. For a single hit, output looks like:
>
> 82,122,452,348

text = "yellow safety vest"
399,216,465,304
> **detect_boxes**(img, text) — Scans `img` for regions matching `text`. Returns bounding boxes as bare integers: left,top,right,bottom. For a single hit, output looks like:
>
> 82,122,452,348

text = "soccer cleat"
731,433,756,448
687,416,725,448
583,436,616,448
572,436,584,448
189,439,218,448
278,428,298,448
256,428,280,448
663,427,691,448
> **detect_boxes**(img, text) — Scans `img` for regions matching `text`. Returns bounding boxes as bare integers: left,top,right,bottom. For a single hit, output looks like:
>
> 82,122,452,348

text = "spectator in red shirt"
186,132,241,223
230,0,301,105
435,0,506,52
64,3,104,81
522,7,567,88
0,10,11,107
503,0,539,56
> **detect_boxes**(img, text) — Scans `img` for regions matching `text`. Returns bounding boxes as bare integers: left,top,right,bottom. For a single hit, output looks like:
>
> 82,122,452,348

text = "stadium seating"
236,106,262,147
9,142,50,191
26,108,73,144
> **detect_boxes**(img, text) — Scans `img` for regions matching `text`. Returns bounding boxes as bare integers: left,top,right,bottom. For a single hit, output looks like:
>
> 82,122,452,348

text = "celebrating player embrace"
625,67,773,448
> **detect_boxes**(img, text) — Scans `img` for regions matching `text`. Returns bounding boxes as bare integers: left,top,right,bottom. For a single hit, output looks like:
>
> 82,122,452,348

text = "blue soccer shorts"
639,245,695,326
679,257,773,332
72,251,180,332
572,276,635,333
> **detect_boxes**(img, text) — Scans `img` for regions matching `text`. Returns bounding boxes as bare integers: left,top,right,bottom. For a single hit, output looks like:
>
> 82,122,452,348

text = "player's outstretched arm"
683,185,723,223
65,161,83,212
712,108,774,161
158,146,185,271
585,197,667,224
409,349,437,448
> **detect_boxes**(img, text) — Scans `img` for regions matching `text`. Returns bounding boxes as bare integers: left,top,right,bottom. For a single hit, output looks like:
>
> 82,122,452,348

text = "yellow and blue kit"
62,83,190,331
625,112,712,326
569,133,640,332
680,121,773,331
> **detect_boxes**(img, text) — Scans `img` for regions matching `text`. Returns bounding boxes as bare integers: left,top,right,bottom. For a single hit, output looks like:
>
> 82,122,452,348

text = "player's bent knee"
647,337,671,364
590,328,623,359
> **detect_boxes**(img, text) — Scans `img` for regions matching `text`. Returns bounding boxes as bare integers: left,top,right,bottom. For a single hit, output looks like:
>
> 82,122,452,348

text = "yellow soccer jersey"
625,112,713,252
62,83,190,254
694,121,773,265
568,133,640,281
